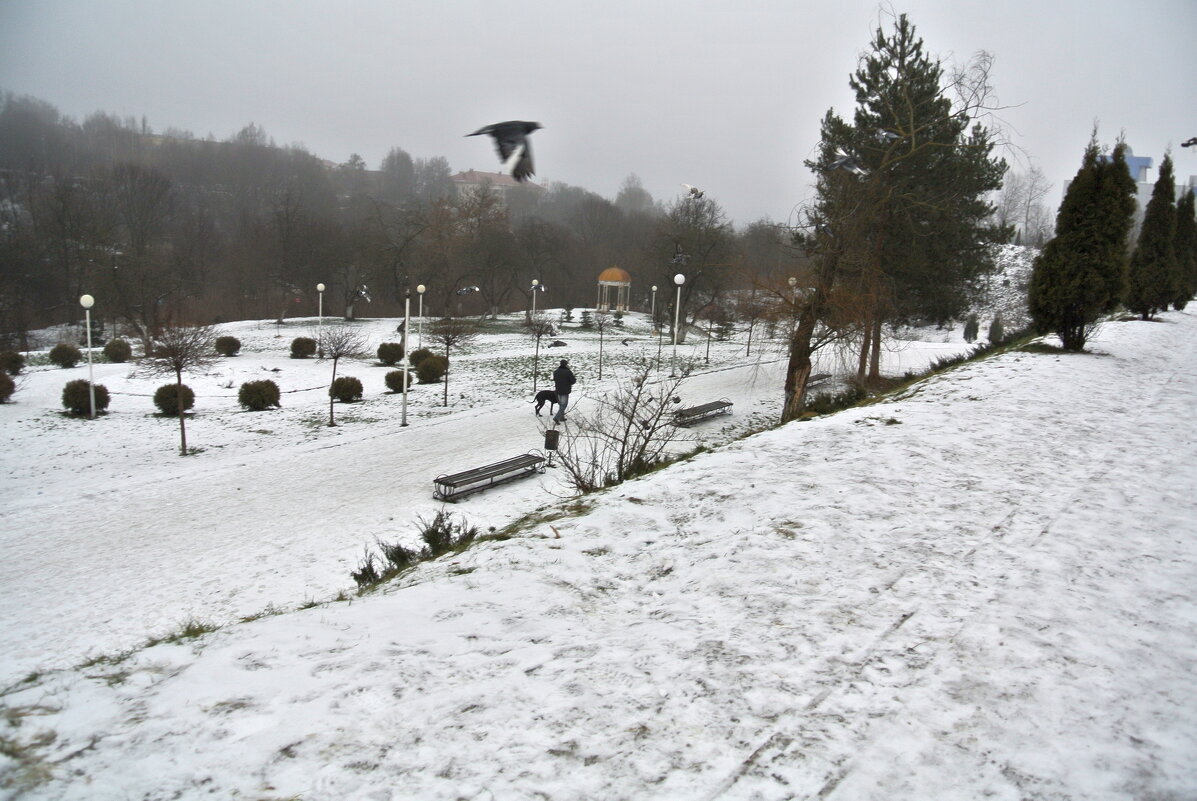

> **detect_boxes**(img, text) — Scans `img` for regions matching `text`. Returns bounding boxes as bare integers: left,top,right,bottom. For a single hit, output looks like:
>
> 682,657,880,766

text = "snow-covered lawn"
2,310,1194,800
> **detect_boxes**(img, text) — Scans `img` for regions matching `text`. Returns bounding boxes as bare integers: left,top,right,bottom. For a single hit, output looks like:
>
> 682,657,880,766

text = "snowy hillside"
2,306,1195,801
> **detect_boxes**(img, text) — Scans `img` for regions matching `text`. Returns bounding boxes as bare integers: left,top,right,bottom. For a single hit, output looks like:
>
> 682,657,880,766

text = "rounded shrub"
215,336,242,357
0,350,25,375
61,379,110,416
416,354,448,384
291,337,317,359
153,383,196,416
384,369,413,393
238,379,281,411
330,375,364,402
0,371,14,403
49,343,82,368
963,314,980,344
987,315,1005,344
103,339,133,363
377,342,405,365
408,347,434,369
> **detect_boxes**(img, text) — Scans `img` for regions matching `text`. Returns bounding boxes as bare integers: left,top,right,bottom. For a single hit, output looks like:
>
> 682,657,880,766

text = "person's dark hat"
559,359,568,367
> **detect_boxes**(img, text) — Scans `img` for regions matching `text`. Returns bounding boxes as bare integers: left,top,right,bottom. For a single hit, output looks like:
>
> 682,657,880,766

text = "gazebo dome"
598,266,632,284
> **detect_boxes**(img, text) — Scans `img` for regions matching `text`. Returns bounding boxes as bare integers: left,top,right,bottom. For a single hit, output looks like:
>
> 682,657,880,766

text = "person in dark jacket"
552,359,576,423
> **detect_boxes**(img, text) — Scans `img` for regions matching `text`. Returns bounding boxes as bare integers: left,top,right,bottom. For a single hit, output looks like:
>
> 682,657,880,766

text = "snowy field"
2,308,1195,800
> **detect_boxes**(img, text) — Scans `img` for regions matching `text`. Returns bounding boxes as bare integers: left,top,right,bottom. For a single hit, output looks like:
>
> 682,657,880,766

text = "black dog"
533,389,559,416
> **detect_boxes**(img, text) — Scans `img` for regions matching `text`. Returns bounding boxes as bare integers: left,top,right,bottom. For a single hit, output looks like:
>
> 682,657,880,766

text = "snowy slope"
2,309,1195,800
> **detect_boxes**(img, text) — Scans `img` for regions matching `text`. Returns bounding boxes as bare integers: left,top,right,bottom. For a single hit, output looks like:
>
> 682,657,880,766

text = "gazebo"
596,266,632,312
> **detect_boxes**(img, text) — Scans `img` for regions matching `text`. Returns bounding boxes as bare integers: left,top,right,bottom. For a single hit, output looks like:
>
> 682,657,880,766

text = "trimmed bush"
963,314,979,344
238,380,281,411
153,383,195,416
49,343,82,368
408,347,434,369
987,315,1005,343
291,337,317,359
384,369,413,393
61,379,110,416
215,336,242,357
103,339,133,363
0,371,14,403
0,350,25,375
416,354,448,383
377,341,405,365
330,375,364,402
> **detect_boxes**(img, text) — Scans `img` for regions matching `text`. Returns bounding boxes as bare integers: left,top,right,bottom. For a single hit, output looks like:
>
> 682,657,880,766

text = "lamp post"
79,294,96,419
652,285,662,370
416,284,426,350
705,312,713,364
530,279,546,391
671,273,685,377
316,282,325,357
402,289,411,427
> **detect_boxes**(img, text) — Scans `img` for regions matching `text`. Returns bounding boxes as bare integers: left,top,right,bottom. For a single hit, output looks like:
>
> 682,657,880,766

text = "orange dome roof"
598,266,631,283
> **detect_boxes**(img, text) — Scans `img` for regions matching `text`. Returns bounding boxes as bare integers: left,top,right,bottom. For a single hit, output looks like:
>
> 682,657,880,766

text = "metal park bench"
433,451,546,502
673,398,733,426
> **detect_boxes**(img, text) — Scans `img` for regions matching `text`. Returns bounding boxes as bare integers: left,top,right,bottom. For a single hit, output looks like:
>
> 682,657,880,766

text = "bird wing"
510,140,535,182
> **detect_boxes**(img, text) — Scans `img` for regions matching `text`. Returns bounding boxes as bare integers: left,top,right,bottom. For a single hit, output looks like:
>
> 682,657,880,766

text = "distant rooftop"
450,169,540,189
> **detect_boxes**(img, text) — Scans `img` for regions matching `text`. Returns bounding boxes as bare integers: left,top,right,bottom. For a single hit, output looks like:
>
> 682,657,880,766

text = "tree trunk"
781,310,818,424
176,372,188,456
868,315,882,380
328,359,338,426
856,316,871,382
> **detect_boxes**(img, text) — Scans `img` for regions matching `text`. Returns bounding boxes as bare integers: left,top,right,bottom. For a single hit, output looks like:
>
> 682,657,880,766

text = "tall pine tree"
1028,136,1137,351
813,14,1006,380
1174,189,1197,309
1127,154,1178,320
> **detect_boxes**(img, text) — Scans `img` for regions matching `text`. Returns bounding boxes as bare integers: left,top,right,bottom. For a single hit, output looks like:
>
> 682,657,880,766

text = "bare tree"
428,317,478,407
523,312,556,392
318,324,369,426
555,362,691,493
593,309,612,379
137,324,217,455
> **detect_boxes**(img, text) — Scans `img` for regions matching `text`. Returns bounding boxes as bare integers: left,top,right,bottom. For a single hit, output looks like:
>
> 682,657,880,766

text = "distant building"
1096,146,1197,210
450,169,543,204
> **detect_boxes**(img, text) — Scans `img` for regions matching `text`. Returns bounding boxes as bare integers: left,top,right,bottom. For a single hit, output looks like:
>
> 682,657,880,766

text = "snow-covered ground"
2,306,1195,800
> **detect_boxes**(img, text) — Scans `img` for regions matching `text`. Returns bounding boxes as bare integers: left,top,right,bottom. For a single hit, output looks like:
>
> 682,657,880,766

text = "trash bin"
544,429,560,451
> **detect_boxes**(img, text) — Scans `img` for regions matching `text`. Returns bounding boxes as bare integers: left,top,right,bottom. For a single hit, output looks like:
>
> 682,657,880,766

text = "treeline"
0,92,799,349
1030,137,1197,351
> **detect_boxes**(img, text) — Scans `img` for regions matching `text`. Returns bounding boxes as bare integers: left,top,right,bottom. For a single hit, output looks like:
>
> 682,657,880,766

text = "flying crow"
1182,137,1197,148
829,149,869,177
467,120,542,181
682,183,704,199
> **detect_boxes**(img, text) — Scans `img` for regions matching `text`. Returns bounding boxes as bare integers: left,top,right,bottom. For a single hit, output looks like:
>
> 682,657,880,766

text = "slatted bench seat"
674,398,733,426
808,372,832,388
433,451,546,501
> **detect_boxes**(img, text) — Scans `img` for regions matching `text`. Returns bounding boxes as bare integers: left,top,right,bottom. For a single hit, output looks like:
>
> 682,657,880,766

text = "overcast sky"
2,0,1194,226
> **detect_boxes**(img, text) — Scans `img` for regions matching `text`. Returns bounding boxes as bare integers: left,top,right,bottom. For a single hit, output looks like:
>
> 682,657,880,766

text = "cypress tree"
1127,154,1177,320
1172,189,1196,309
1094,144,1138,310
1028,135,1135,351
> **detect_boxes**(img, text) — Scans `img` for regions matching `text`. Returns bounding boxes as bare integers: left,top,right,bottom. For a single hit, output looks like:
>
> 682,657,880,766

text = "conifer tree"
1028,135,1136,351
807,14,1006,383
1094,144,1139,310
1171,189,1196,310
1127,154,1178,320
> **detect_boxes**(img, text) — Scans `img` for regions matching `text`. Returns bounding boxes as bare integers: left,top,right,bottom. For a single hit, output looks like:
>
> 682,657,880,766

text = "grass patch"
1017,341,1066,354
